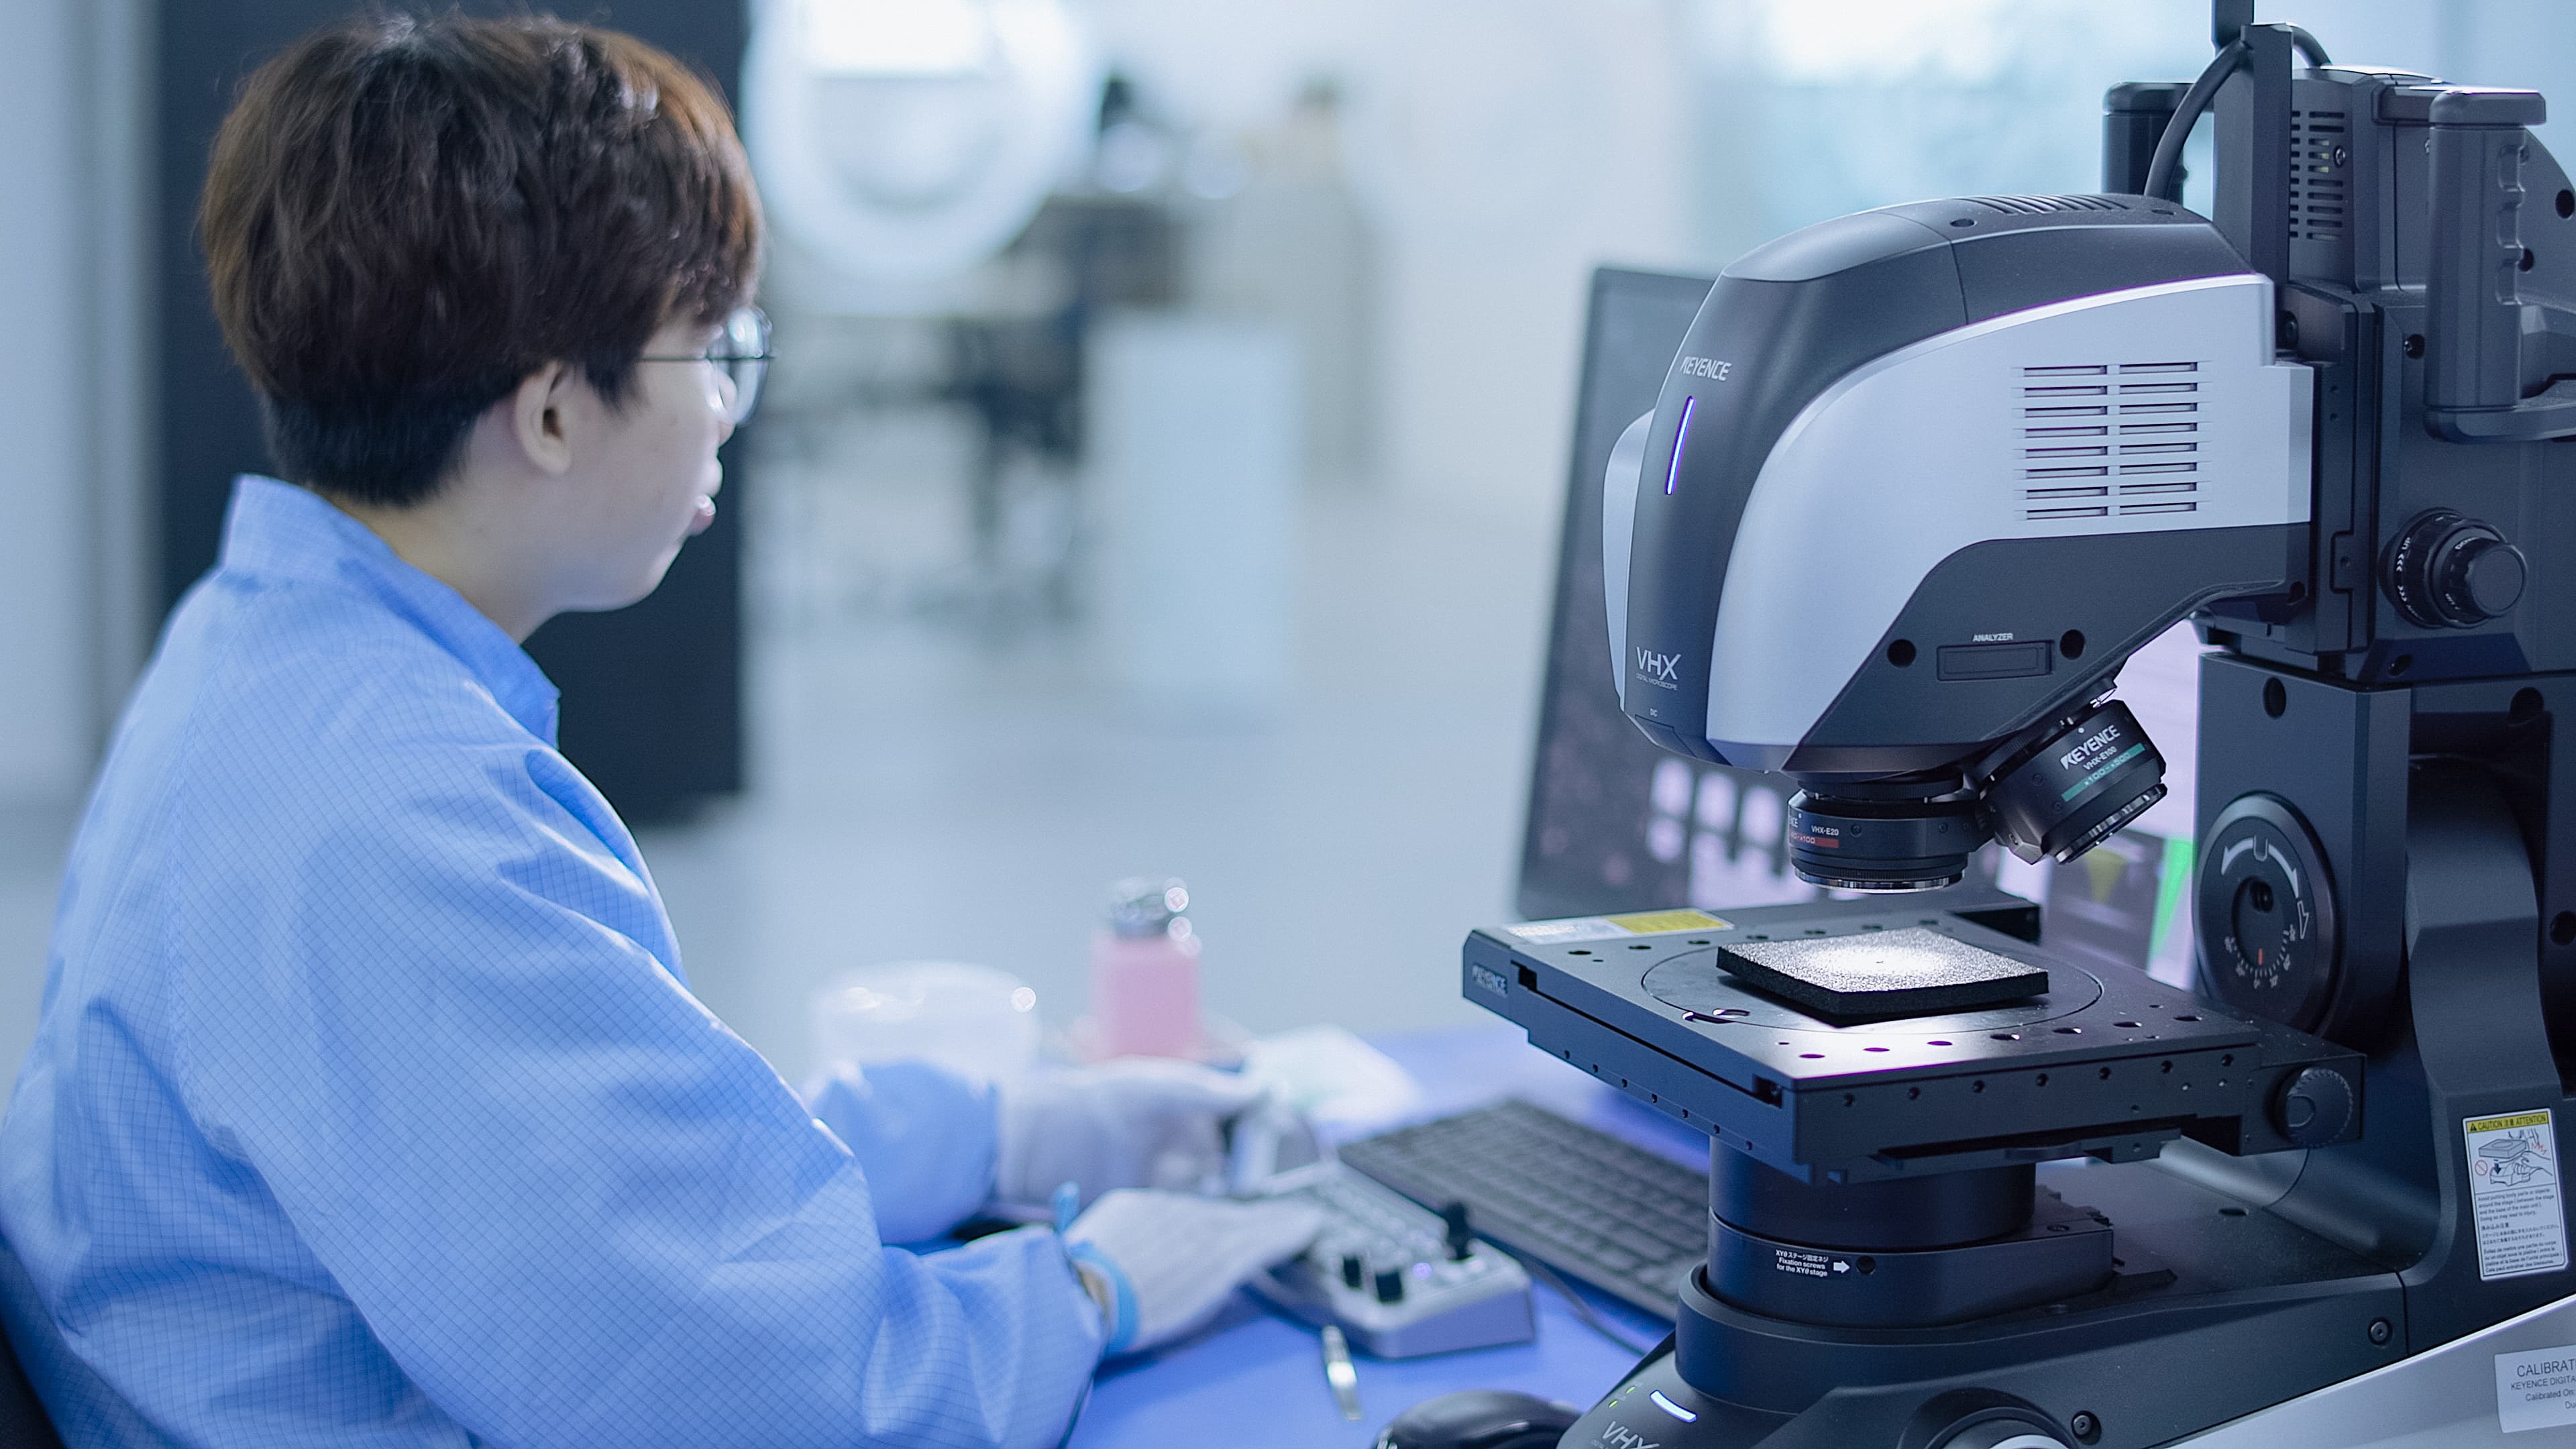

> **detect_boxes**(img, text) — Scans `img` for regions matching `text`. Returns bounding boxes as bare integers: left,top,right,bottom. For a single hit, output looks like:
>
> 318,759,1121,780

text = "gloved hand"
1064,1189,1326,1355
995,1059,1267,1213
799,1060,997,1245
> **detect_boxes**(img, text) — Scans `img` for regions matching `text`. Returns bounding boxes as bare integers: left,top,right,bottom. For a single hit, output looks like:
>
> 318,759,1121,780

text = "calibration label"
2494,1343,2576,1434
2466,1110,2569,1282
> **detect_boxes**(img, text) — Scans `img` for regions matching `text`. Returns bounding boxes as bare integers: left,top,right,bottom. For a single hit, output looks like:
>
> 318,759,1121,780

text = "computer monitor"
1514,266,2198,986
1514,266,1804,922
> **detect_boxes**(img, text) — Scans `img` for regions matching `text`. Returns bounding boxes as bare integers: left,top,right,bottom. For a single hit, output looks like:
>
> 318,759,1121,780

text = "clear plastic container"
810,961,1041,1087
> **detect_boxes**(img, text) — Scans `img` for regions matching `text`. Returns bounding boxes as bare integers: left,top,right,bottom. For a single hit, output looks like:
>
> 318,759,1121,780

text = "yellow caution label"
1608,910,1731,935
2470,1112,2558,1134
2464,1108,2567,1282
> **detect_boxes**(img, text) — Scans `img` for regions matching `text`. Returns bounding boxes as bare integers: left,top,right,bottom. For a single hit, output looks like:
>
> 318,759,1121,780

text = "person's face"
551,314,737,612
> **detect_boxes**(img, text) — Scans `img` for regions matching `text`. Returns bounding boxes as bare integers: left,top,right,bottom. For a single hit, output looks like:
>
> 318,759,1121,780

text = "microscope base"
1566,1285,2576,1448
1562,1157,2408,1448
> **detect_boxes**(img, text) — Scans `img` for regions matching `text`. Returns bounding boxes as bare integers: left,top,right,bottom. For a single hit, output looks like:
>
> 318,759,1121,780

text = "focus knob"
2386,511,2529,627
2273,1066,2357,1148
2444,534,2528,621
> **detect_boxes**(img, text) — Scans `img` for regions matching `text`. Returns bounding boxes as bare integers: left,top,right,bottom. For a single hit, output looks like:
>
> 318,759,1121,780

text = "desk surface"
1070,1024,1704,1446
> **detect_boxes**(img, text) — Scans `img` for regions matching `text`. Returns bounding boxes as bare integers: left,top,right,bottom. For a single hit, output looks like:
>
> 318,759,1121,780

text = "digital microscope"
1466,3,2576,1444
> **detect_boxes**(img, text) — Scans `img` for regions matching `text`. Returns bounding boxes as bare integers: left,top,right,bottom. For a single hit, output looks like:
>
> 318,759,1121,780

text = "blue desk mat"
1070,1024,1702,1445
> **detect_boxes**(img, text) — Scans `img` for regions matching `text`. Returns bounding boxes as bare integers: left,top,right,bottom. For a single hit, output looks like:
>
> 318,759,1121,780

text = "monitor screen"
1515,266,1815,922
1513,266,2200,988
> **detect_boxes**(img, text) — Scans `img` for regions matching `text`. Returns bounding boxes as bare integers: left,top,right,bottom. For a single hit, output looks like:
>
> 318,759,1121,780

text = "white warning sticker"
2495,1343,2576,1434
2466,1110,2569,1283
1507,917,1625,945
1770,1246,1844,1281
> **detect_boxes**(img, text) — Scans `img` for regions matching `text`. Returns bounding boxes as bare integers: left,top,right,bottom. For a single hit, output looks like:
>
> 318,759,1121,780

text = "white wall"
0,0,107,806
2438,0,2576,149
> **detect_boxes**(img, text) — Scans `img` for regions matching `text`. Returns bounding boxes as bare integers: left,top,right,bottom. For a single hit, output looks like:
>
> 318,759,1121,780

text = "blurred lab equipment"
809,960,1041,1087
1187,78,1377,486
755,46,1205,619
1085,876,1201,1059
743,0,1099,286
1063,1188,1326,1355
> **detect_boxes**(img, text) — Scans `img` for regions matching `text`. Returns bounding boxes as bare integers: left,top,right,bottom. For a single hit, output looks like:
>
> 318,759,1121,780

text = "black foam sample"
1719,927,2049,1021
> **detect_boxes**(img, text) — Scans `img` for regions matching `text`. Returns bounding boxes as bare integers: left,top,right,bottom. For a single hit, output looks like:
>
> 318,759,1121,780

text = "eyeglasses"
637,305,772,425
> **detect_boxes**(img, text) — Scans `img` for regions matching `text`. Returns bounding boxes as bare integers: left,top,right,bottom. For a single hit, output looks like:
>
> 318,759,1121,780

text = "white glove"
1065,1189,1326,1354
995,1060,1265,1213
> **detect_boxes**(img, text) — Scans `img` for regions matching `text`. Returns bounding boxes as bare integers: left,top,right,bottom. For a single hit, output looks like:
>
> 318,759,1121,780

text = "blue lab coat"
0,477,1104,1447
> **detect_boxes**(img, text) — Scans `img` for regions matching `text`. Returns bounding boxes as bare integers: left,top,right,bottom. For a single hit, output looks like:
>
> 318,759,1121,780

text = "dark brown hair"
201,11,763,506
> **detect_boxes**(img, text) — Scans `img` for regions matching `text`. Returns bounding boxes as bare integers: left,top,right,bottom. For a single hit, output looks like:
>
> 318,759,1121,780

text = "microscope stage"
1466,890,2359,1183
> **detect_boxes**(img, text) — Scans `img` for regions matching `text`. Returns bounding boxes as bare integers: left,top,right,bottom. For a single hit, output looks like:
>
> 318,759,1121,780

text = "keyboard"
1337,1099,1709,1322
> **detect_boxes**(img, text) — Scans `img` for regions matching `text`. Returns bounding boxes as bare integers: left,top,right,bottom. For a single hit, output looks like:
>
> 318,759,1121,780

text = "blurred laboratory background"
1,0,2572,1097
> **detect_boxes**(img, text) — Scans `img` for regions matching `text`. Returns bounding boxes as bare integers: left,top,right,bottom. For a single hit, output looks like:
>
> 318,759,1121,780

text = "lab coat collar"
217,475,564,746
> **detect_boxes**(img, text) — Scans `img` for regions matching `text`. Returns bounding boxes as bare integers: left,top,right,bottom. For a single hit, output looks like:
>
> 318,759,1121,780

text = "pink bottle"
1090,877,1203,1059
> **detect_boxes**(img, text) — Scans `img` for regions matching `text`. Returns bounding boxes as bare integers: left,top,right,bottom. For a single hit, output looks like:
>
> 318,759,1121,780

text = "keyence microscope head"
1469,2,2576,1444
1606,16,2573,902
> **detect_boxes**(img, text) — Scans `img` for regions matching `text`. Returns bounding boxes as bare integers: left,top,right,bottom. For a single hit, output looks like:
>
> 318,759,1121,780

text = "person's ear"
509,362,578,476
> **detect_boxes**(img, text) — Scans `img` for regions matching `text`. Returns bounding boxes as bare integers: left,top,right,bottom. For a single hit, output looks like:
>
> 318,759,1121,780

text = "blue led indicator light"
1650,1390,1700,1423
1664,396,1698,495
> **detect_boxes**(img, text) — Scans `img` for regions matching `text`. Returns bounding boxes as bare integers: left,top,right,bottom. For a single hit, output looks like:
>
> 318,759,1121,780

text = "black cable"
2142,23,2333,203
2143,38,2247,202
1503,1249,1657,1357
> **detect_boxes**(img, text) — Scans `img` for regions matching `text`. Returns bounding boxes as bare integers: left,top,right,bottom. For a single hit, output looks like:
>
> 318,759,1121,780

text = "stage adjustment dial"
2385,510,2528,628
2273,1065,2357,1148
2198,794,2341,1033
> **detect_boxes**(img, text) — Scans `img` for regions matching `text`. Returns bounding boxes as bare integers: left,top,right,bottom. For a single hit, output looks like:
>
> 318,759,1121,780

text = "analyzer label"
2466,1110,2569,1283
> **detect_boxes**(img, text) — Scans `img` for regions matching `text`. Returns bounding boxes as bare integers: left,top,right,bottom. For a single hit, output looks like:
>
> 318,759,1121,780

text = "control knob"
2272,1065,2357,1148
2385,510,2528,628
1440,1201,1476,1263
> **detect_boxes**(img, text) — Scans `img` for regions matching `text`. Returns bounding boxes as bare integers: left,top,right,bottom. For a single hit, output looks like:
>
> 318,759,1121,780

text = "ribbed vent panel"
2019,363,2203,520
1964,195,2133,215
2291,109,2348,240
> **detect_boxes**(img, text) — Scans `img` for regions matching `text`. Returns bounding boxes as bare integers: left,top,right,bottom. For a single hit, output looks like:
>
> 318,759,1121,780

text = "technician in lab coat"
0,14,1315,1447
